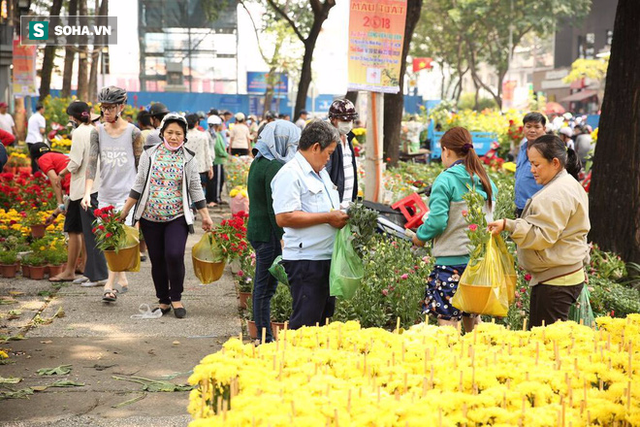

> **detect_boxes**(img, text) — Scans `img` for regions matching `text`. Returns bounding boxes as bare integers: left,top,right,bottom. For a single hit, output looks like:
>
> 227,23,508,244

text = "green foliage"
42,96,74,135
22,253,46,267
588,244,627,281
461,185,490,262
589,276,640,318
333,236,432,330
45,250,67,266
457,93,498,111
0,251,18,265
270,283,293,323
487,169,516,222
346,201,378,259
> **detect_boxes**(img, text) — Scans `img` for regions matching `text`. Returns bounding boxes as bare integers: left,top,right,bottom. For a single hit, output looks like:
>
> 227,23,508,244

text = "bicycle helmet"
98,86,127,105
159,113,188,136
328,99,358,121
264,110,276,120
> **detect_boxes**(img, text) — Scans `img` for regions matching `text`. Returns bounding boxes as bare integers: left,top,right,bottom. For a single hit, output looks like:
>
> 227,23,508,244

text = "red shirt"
0,128,15,147
37,152,71,194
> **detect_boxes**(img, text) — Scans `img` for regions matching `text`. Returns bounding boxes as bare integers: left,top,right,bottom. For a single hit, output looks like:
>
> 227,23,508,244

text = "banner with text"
347,0,407,94
12,40,38,96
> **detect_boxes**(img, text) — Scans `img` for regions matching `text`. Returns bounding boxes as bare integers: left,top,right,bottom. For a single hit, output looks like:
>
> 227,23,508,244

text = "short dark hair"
185,113,200,129
36,103,44,111
528,134,581,180
523,112,546,126
298,120,339,151
137,110,152,128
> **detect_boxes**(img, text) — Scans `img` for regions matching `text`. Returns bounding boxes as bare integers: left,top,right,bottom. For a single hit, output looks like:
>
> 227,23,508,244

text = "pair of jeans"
250,232,282,342
140,217,189,304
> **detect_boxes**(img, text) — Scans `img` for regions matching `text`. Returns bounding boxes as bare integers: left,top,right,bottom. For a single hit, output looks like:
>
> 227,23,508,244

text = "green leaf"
37,364,72,376
0,376,22,384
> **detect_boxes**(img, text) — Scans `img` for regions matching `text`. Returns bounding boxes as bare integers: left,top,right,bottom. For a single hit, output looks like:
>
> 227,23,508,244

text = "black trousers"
284,259,335,330
529,283,584,328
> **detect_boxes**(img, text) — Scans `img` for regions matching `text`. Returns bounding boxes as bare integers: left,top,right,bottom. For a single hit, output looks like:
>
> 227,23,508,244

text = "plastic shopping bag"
329,225,364,299
451,235,510,317
104,225,140,272
192,232,226,284
494,234,517,304
569,285,596,327
268,255,289,286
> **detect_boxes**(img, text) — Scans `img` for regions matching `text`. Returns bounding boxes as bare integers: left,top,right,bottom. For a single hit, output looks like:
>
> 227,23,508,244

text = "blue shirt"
271,151,340,260
515,141,544,210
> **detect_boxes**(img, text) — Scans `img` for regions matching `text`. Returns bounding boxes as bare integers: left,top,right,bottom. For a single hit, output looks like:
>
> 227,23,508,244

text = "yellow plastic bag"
104,225,140,272
451,235,512,317
192,232,226,284
494,234,517,304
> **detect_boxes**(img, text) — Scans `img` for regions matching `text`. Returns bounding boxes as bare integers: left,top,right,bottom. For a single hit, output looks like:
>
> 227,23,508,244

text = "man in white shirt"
0,102,17,137
26,104,47,173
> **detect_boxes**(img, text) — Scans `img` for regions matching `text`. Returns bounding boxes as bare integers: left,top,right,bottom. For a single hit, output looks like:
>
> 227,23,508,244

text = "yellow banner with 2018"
347,0,407,94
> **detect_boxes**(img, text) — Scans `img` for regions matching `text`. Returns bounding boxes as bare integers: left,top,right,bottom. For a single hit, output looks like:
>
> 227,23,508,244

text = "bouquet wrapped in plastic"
452,235,514,317
569,285,596,327
192,232,226,284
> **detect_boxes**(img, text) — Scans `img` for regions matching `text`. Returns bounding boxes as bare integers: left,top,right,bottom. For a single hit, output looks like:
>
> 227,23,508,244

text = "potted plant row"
21,253,47,280
0,251,19,278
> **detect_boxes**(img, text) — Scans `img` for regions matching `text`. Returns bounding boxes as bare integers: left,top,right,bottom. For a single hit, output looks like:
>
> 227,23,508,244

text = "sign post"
347,0,407,202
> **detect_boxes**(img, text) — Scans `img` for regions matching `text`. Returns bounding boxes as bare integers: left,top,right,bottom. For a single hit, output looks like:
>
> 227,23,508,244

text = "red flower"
105,232,112,238
94,209,101,217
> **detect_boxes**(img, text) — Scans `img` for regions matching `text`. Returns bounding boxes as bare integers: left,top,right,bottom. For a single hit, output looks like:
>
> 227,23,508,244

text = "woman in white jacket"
120,114,213,318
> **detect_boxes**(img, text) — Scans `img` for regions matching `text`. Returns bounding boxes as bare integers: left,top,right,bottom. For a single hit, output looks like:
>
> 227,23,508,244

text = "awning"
560,90,597,102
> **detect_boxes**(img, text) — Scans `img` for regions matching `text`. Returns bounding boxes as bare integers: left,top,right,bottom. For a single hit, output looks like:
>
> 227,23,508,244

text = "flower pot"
104,244,140,272
271,321,286,339
29,265,46,280
22,264,30,278
1,264,19,278
30,224,46,239
246,320,258,340
192,256,226,284
238,291,251,309
47,264,65,277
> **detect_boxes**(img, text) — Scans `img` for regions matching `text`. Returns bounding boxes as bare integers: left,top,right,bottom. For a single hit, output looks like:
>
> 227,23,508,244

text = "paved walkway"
0,207,241,426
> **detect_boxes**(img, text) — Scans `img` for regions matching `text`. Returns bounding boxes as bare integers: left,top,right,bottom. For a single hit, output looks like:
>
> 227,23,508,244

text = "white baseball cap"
207,115,222,125
559,127,573,137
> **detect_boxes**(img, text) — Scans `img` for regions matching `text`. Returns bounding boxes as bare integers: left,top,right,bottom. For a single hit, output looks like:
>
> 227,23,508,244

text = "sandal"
102,289,118,303
207,202,217,208
49,275,75,283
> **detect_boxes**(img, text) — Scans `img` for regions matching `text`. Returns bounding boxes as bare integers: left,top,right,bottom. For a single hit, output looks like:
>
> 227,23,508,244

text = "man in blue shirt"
514,112,547,217
271,120,349,329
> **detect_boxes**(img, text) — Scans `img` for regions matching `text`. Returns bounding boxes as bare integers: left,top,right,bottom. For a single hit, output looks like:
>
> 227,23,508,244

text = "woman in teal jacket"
412,127,497,332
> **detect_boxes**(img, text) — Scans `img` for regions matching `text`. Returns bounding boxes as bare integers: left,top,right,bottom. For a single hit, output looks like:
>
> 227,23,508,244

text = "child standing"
412,127,497,332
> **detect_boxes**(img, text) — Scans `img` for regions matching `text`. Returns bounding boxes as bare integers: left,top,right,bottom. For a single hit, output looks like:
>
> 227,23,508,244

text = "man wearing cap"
144,102,169,147
26,104,47,173
0,102,16,137
228,112,252,156
295,110,309,131
207,114,228,206
326,99,359,209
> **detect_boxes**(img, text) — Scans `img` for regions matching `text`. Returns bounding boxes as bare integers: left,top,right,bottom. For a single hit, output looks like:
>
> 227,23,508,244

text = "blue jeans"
250,232,281,342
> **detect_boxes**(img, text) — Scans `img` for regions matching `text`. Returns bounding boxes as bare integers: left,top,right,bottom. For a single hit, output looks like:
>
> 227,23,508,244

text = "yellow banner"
347,0,407,94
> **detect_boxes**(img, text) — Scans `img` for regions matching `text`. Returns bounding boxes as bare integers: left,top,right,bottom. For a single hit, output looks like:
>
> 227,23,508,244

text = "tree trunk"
589,0,640,264
382,0,423,166
263,67,278,116
88,0,107,102
293,1,335,120
61,0,79,98
76,0,89,101
345,91,358,105
38,0,64,100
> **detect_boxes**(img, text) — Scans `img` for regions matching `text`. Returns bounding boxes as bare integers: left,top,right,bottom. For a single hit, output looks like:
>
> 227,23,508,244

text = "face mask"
337,121,353,135
163,137,184,152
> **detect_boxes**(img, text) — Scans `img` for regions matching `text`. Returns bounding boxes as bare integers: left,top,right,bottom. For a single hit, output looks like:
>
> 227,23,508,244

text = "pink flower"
461,210,468,217
382,289,388,296
468,224,478,231
516,301,522,308
401,273,409,280
237,270,244,277
524,274,532,281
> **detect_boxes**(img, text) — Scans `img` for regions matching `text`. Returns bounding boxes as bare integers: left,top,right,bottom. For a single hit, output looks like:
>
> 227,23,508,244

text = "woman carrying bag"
120,114,214,318
488,134,589,328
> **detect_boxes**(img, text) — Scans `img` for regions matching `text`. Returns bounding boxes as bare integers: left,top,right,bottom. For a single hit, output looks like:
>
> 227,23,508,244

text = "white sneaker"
73,276,89,284
81,279,107,287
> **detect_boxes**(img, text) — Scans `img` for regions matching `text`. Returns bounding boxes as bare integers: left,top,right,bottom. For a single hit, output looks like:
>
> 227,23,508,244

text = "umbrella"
544,102,566,115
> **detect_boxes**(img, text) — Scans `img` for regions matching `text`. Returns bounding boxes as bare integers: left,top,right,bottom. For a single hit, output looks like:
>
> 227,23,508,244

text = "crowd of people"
1,89,591,334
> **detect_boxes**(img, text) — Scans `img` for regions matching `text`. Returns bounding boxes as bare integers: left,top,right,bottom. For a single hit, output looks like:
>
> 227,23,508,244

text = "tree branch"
239,0,269,63
266,0,305,43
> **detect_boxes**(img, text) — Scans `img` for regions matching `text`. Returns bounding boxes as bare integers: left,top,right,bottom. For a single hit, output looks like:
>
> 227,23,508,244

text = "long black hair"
528,134,581,181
